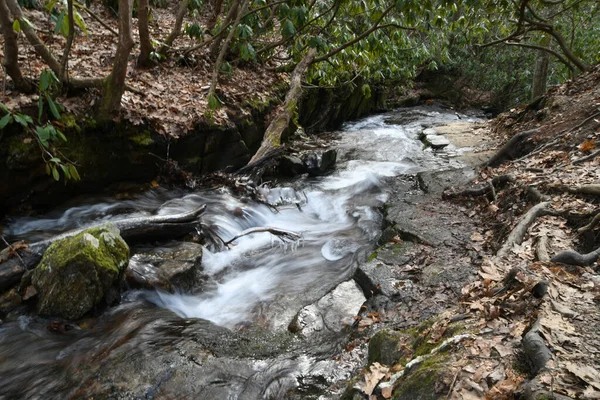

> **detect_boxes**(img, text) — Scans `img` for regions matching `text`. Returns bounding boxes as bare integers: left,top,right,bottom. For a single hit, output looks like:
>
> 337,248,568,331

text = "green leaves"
208,93,222,110
12,19,21,32
0,114,12,129
236,24,253,40
239,42,256,61
281,19,296,38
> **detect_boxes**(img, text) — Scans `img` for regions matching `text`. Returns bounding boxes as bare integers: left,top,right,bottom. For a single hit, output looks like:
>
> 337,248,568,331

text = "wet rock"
290,280,366,336
125,242,203,292
32,224,129,320
278,155,305,176
303,149,337,176
0,288,22,315
417,167,476,195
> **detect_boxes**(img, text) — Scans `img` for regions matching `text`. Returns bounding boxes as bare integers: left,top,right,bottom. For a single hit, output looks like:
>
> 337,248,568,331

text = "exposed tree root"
577,212,600,233
550,183,600,197
522,319,552,376
443,175,515,199
535,235,550,262
482,129,539,167
551,246,600,266
497,202,551,258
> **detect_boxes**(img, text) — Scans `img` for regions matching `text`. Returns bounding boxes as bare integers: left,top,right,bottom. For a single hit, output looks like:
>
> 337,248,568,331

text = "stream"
0,106,477,399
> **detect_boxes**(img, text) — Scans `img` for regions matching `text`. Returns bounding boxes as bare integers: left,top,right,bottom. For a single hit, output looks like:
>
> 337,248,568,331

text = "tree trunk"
99,0,134,118
5,0,62,75
248,48,316,165
0,0,32,92
531,36,550,99
209,0,240,57
136,0,154,67
205,0,224,32
59,0,75,80
158,0,188,55
207,0,248,103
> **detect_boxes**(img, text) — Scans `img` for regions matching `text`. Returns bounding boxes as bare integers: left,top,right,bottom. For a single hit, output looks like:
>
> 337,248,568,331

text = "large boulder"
32,224,129,320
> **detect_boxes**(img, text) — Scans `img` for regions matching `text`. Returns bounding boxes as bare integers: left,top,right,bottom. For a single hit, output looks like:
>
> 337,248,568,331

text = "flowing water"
0,106,477,399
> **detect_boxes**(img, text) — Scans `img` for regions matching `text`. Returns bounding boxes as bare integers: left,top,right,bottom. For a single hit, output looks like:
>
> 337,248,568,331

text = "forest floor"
0,0,283,136
345,65,600,399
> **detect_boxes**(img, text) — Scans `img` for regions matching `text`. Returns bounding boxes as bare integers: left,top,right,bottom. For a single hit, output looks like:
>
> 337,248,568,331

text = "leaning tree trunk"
99,0,134,118
157,0,188,55
0,0,32,92
531,36,550,99
248,48,317,165
136,0,154,67
209,0,240,57
207,0,248,103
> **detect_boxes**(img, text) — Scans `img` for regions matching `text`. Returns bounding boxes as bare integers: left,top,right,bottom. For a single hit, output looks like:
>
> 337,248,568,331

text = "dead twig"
0,235,26,267
223,227,301,246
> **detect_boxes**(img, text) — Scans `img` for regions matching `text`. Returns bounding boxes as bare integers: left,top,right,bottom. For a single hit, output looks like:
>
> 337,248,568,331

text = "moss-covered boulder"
32,224,129,320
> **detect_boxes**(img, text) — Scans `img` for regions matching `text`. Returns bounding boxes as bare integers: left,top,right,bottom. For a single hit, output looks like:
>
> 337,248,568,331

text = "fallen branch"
0,205,207,289
551,246,600,266
572,148,600,165
223,226,301,246
497,202,551,258
75,1,118,36
482,129,539,167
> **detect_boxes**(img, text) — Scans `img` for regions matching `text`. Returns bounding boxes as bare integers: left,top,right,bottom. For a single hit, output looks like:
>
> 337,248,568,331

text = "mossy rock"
32,224,129,320
368,329,411,366
392,354,452,400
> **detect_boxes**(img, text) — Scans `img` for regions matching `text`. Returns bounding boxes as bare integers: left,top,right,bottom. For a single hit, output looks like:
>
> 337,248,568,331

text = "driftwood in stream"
248,48,316,165
0,205,206,291
482,128,539,167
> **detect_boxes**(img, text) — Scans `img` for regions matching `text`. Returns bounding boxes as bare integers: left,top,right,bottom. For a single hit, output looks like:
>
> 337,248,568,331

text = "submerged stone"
125,242,203,292
32,224,129,320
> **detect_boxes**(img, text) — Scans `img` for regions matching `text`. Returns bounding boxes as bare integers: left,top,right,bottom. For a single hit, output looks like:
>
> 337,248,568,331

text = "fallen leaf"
580,140,596,152
360,362,389,396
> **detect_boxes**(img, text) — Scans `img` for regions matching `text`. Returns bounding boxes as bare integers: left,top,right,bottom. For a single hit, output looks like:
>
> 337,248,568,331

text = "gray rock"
125,242,203,292
290,280,366,336
32,224,129,320
278,155,305,177
303,149,337,176
424,134,451,149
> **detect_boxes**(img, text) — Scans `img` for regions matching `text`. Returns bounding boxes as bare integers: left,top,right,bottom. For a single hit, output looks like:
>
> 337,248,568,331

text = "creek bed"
0,105,478,399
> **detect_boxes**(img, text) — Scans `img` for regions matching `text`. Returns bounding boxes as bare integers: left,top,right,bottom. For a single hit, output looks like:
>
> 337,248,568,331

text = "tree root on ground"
536,235,550,262
482,129,539,167
549,183,600,197
522,319,552,376
443,175,515,200
577,212,600,233
497,202,551,258
551,246,600,266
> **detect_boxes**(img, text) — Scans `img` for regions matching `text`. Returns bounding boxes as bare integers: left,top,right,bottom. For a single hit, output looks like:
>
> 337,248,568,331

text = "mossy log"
0,205,206,290
248,48,316,165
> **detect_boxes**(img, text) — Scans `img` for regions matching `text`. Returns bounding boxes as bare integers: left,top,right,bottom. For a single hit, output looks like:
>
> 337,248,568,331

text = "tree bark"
59,0,75,81
531,37,550,99
0,0,32,92
248,47,316,165
205,0,224,32
5,0,62,75
158,0,188,55
209,0,240,57
207,0,248,103
99,0,135,118
136,0,154,67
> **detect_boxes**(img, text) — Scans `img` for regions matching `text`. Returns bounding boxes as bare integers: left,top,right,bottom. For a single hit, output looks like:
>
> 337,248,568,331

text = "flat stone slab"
424,134,451,149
